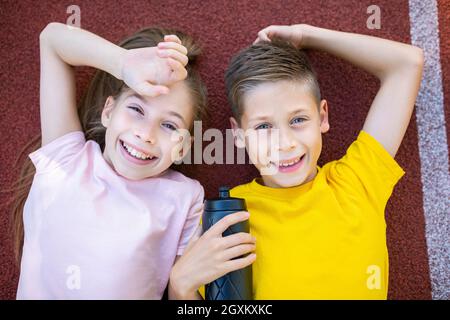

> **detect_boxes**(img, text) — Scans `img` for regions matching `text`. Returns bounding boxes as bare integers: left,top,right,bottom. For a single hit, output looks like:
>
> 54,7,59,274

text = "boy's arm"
39,22,125,146
256,24,424,157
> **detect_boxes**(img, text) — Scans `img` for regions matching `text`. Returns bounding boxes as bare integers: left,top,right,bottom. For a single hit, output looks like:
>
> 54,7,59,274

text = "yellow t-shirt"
227,131,404,299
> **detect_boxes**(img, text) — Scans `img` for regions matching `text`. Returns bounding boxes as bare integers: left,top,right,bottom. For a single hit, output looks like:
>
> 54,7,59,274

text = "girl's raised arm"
39,22,125,146
38,22,188,146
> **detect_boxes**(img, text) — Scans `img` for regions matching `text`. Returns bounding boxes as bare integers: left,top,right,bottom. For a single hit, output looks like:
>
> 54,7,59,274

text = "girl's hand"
253,24,308,48
170,211,256,298
120,35,189,97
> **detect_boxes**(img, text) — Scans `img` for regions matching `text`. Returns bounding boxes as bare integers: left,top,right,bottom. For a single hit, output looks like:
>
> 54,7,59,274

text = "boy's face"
101,82,193,180
230,80,329,188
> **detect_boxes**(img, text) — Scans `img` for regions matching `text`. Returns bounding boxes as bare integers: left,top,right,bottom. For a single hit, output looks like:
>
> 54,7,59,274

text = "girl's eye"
255,123,271,130
128,106,144,115
162,123,178,131
291,117,306,125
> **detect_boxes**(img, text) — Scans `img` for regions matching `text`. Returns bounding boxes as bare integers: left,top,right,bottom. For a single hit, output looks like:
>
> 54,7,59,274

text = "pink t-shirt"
17,131,204,299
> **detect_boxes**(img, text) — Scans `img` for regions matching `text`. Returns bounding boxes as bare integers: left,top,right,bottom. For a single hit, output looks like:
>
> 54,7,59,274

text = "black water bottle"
202,186,253,300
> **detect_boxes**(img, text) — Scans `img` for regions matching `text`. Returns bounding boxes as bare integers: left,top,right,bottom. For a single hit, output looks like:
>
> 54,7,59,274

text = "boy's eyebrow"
247,108,310,122
289,108,310,115
126,93,187,126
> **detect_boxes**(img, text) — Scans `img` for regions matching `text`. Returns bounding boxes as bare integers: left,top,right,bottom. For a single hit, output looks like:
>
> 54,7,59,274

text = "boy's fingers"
208,211,250,236
158,41,188,55
164,34,182,45
135,82,169,97
257,30,271,42
158,48,189,66
167,58,188,82
223,232,255,248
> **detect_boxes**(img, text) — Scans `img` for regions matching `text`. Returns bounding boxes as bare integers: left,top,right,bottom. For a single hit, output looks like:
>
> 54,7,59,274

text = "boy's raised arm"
255,24,424,157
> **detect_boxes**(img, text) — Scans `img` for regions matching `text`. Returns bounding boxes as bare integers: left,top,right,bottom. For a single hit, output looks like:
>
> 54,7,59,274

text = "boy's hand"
170,211,256,299
253,24,306,48
120,35,189,97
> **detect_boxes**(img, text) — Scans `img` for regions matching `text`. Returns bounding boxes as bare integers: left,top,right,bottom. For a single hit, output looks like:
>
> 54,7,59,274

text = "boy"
224,24,423,299
168,24,423,300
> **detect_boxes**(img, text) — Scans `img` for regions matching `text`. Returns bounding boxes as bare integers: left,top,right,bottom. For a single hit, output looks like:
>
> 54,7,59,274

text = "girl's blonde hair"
7,26,207,266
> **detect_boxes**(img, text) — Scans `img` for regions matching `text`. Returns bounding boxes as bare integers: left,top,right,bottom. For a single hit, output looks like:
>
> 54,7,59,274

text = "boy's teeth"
279,155,302,167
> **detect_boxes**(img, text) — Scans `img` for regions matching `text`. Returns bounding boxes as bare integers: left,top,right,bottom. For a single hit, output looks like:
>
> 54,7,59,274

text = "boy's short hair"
225,40,321,122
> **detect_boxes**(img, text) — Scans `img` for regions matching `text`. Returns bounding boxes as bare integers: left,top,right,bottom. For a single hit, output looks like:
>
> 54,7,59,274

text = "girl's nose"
134,122,157,144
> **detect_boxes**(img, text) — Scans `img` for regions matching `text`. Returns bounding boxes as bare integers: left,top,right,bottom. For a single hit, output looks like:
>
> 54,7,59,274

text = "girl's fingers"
135,82,169,97
167,58,188,82
222,244,256,261
158,41,188,55
222,232,255,248
223,253,256,272
164,34,182,45
207,211,250,236
158,48,189,66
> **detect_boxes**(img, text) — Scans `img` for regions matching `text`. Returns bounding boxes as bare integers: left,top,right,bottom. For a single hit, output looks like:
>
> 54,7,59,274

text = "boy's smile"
231,80,330,188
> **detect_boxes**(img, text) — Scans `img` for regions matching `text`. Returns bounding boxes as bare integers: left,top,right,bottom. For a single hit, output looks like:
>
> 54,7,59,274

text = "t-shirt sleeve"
29,131,86,174
327,130,405,212
176,181,205,255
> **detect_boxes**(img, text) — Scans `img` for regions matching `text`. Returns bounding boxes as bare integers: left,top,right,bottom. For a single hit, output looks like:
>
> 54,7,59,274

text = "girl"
10,22,255,299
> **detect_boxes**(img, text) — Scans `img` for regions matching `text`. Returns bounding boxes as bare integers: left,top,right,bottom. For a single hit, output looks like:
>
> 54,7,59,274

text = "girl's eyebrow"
126,93,187,127
166,111,187,127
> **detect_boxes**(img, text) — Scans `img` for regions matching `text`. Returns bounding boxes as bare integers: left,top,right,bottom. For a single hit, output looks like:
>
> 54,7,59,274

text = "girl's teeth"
122,141,152,160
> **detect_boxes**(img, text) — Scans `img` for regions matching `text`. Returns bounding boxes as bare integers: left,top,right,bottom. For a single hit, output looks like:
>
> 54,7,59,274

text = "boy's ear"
319,99,330,134
229,117,246,148
101,96,115,128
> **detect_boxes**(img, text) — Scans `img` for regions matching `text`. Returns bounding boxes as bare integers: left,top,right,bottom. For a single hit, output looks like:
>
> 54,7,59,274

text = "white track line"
409,0,450,300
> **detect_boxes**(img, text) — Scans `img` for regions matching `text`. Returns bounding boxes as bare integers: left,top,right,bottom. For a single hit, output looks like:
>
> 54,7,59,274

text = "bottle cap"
204,186,247,212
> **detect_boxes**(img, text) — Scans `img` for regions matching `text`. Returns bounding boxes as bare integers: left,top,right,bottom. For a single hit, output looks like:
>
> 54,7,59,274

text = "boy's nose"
277,128,297,152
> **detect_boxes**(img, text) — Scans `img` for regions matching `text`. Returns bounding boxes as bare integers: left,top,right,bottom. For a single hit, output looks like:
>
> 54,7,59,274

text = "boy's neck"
259,167,319,189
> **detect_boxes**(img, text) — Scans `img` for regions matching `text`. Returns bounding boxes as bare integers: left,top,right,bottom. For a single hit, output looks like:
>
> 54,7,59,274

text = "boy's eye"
128,105,144,115
162,123,178,131
291,117,306,125
255,123,271,130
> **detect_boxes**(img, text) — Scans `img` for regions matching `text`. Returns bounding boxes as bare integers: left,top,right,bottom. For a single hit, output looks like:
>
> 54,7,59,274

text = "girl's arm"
39,22,124,146
255,24,424,157
168,256,203,300
39,22,187,147
168,212,257,300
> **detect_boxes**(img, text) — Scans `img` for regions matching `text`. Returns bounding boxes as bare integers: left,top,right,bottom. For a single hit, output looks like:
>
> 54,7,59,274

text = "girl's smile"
118,139,159,166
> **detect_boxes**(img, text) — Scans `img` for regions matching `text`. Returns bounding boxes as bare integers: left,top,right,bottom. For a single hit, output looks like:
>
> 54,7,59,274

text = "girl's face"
101,81,194,180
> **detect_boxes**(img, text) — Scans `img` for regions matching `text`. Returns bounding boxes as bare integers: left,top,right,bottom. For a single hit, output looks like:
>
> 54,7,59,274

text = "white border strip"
408,0,450,300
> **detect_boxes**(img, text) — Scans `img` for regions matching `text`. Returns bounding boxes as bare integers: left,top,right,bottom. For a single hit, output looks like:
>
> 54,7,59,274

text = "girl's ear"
319,99,330,134
171,129,193,162
101,96,115,128
229,117,246,148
